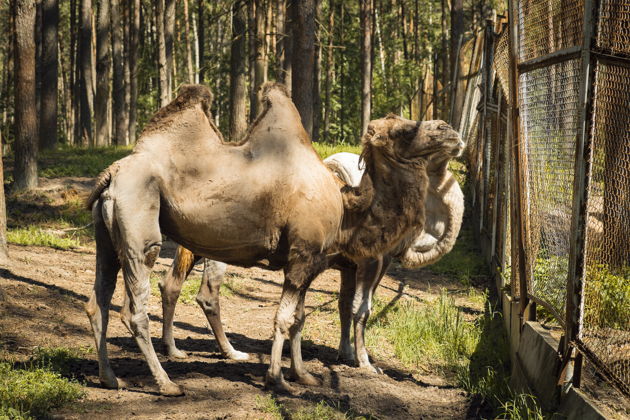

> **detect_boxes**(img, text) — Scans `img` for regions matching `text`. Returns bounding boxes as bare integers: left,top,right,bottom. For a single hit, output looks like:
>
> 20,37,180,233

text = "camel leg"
288,291,320,386
196,259,249,360
159,246,198,359
266,250,326,392
85,200,123,390
337,267,356,362
353,256,391,374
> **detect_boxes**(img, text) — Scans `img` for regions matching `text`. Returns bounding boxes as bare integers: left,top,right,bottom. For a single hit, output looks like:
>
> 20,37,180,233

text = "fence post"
506,0,532,324
563,0,598,390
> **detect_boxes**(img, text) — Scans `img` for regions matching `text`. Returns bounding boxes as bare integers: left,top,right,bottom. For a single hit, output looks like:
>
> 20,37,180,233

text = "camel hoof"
264,372,296,394
359,364,383,375
225,350,250,361
160,381,185,397
167,347,189,359
292,371,321,387
100,375,129,390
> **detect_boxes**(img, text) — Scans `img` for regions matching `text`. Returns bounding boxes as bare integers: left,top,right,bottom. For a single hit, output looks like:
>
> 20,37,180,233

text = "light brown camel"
85,82,460,395
159,143,464,374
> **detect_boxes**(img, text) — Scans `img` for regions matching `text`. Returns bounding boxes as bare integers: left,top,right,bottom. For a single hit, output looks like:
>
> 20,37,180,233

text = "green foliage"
255,394,371,420
7,226,81,250
312,143,362,160
584,264,630,330
38,146,133,178
0,348,85,419
255,394,284,420
497,394,546,420
429,227,489,285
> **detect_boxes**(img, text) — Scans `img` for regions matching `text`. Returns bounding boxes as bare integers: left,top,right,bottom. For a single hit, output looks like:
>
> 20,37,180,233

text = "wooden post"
564,0,598,389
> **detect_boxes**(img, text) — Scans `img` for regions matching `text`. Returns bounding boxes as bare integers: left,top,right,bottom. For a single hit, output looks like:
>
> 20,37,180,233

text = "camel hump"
261,82,291,105
141,84,214,136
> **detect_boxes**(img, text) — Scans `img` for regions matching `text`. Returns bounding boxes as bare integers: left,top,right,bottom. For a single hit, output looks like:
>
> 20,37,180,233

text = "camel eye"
438,124,449,131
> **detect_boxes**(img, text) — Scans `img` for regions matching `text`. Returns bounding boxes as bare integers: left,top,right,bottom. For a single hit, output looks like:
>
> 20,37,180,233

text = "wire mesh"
517,0,584,62
579,61,630,395
597,0,630,57
518,58,581,319
494,29,511,102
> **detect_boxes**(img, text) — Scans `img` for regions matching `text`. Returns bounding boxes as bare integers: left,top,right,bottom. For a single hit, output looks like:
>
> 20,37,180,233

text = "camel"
159,144,464,374
85,81,461,395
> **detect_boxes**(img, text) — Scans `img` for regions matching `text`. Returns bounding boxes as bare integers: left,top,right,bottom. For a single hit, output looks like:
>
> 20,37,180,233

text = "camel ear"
390,120,420,143
362,124,388,147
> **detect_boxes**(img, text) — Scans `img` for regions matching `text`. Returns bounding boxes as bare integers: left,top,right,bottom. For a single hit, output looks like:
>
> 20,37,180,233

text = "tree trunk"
0,139,7,264
164,0,175,95
323,0,334,142
79,0,94,146
122,3,130,145
440,0,448,119
183,0,194,83
40,0,58,150
251,0,267,119
13,0,38,190
450,0,464,127
95,0,111,146
291,0,315,137
70,0,78,145
155,0,168,107
229,0,247,140
247,0,256,122
128,0,140,143
281,0,292,90
111,0,126,145
360,0,372,135
197,0,204,83
312,0,321,142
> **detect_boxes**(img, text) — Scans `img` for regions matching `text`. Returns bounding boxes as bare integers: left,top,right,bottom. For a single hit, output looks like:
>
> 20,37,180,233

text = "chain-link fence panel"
517,0,584,62
493,29,510,102
579,61,630,396
597,0,630,57
518,58,581,321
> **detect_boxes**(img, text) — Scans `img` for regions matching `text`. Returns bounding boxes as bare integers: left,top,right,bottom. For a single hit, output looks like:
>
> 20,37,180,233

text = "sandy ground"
0,241,482,420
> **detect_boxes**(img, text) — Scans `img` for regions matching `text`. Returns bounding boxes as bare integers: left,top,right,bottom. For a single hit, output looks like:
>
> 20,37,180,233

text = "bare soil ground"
0,241,480,419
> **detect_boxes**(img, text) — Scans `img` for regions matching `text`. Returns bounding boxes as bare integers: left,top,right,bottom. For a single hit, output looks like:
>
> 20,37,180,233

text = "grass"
149,271,243,304
38,146,134,178
312,142,362,160
6,226,82,250
255,394,372,420
0,347,85,419
428,227,489,285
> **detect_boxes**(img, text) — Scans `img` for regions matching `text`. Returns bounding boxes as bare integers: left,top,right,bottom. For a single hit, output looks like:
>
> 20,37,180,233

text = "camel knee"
275,311,296,338
85,295,98,318
196,292,219,317
129,311,150,336
144,244,161,268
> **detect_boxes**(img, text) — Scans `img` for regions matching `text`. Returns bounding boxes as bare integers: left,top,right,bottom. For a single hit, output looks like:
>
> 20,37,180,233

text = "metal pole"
507,0,531,323
563,0,598,390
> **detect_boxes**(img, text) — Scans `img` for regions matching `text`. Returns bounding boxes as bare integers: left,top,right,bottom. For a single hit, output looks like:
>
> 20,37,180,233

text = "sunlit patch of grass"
255,394,372,420
0,347,85,419
148,271,242,304
429,227,488,285
312,142,362,160
7,226,82,250
497,394,546,419
38,146,133,178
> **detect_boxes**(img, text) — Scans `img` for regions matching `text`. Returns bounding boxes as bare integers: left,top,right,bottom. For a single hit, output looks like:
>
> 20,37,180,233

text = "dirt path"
0,242,477,419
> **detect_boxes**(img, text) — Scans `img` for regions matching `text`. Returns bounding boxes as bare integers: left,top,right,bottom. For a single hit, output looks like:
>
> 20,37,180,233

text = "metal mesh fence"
518,59,581,319
517,0,584,62
579,61,630,395
597,0,630,57
493,29,511,102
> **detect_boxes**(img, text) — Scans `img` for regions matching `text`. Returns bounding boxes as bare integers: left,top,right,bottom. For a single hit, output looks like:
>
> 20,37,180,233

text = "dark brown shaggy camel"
85,82,460,396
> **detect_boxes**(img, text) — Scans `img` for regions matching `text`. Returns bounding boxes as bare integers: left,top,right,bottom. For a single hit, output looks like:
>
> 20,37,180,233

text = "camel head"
362,115,463,166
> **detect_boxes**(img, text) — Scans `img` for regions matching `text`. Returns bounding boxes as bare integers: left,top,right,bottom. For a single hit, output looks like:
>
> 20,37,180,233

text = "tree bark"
450,0,464,127
40,0,58,150
70,0,79,145
13,0,39,190
111,0,126,145
291,0,315,137
164,0,175,95
197,0,204,83
0,139,7,264
360,0,372,135
128,0,140,143
282,0,293,91
79,0,94,146
122,3,131,145
156,0,169,106
229,0,247,140
95,0,111,146
183,0,194,83
323,0,334,142
251,0,267,119
440,0,448,119
312,0,321,142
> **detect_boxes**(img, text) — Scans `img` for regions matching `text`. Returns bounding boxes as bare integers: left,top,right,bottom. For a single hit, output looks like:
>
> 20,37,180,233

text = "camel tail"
400,177,465,269
85,163,120,210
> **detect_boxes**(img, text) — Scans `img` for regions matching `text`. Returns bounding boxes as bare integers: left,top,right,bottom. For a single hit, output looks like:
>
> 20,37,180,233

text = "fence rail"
461,0,630,402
